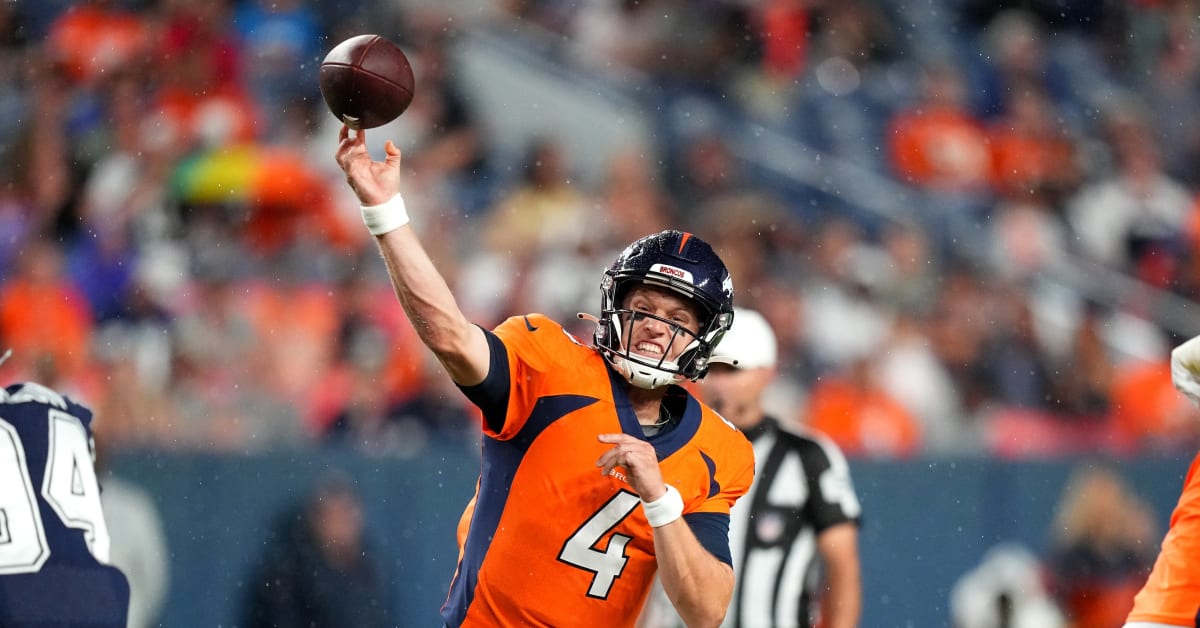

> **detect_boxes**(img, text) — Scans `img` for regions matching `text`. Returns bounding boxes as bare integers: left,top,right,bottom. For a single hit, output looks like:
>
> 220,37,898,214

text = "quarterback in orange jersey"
335,127,755,628
1125,334,1200,628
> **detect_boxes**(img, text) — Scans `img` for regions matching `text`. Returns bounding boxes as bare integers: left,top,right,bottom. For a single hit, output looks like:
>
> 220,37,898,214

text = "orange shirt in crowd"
988,125,1076,196
246,150,358,254
46,4,150,83
804,376,922,458
0,275,93,379
888,106,992,192
1111,360,1199,449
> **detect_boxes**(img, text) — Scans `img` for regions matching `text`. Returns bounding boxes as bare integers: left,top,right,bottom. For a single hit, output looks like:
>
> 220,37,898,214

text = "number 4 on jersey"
557,490,642,599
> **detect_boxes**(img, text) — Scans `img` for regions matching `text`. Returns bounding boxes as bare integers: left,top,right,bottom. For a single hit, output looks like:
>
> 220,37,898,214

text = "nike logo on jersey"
524,316,539,332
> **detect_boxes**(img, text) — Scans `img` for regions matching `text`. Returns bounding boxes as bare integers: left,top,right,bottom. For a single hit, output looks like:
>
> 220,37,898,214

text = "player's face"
620,285,702,363
701,363,771,429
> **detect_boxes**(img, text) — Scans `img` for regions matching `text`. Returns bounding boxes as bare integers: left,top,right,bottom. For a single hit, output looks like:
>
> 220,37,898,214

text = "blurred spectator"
749,276,816,417
0,238,94,382
389,28,492,215
324,365,478,455
91,322,178,450
568,0,671,78
800,218,894,371
1066,105,1192,272
974,9,1079,121
1048,303,1115,421
874,311,969,455
667,131,746,213
65,226,136,323
877,221,940,315
696,191,792,290
44,0,150,88
232,0,323,133
1110,343,1200,454
242,147,359,258
985,188,1071,281
783,0,898,169
460,136,591,323
4,60,77,240
803,354,923,458
926,267,995,420
754,0,810,83
168,273,307,451
595,145,677,250
950,542,1066,628
156,0,241,93
1046,463,1157,627
986,83,1080,202
76,68,179,249
479,136,587,256
887,62,992,194
309,267,425,430
150,0,258,150
983,285,1056,411
241,472,396,628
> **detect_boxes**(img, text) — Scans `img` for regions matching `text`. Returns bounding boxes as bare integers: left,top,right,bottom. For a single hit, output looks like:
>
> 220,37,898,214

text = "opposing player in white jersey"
0,351,130,627
642,309,862,628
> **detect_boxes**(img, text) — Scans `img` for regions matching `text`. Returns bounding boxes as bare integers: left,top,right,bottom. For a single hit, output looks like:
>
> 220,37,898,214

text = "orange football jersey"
1126,449,1200,625
441,314,755,628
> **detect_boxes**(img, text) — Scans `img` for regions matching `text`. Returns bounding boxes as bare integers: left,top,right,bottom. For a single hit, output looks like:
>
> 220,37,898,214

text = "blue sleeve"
682,512,732,566
456,328,510,434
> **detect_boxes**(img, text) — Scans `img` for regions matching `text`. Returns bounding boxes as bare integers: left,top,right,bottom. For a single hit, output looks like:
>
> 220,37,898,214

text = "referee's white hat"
712,308,777,370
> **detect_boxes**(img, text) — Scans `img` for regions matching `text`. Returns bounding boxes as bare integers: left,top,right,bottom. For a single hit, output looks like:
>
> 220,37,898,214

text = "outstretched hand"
597,433,667,502
335,125,402,206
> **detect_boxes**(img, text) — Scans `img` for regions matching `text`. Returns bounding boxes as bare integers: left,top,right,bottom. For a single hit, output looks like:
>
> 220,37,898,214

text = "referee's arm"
817,521,861,628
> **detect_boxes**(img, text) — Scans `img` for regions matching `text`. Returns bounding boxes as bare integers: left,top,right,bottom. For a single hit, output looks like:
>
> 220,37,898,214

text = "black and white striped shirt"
726,416,861,628
641,415,861,628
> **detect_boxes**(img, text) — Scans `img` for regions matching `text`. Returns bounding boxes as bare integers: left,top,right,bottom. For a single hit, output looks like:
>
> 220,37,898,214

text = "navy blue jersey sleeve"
457,328,511,433
683,512,733,566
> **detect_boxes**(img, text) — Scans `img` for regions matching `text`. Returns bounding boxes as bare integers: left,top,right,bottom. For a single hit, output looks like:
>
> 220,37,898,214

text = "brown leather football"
319,34,415,129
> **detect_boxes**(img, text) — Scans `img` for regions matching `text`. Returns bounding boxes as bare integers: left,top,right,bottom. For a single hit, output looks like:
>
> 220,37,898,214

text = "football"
318,34,415,129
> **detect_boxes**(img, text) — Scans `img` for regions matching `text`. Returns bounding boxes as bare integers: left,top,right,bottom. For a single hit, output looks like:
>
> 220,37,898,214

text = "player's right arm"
335,125,490,386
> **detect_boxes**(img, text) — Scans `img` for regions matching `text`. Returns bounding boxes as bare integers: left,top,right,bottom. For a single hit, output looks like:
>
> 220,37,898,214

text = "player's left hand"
597,433,667,501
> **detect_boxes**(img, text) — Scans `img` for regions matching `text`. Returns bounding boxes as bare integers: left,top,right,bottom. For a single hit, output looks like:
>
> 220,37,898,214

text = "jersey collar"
607,368,703,460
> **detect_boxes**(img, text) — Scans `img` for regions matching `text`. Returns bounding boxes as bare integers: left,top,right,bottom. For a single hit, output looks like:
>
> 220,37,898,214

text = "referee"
642,308,863,628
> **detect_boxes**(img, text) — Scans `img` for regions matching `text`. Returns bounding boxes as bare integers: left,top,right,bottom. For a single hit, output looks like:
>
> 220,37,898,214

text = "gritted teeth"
635,341,664,355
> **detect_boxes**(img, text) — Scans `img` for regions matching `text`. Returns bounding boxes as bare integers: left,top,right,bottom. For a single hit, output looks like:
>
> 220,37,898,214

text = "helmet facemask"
587,230,736,390
595,276,732,389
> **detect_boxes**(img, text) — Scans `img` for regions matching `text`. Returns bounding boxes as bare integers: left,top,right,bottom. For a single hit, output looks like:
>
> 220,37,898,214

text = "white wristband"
360,193,410,236
642,484,684,528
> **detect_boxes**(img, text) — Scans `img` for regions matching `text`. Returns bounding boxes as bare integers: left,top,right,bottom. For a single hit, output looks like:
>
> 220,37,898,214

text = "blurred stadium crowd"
2,0,1200,460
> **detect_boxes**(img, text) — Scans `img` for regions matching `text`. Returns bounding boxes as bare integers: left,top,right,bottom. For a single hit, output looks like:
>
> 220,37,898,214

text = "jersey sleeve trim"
683,512,733,565
456,328,510,434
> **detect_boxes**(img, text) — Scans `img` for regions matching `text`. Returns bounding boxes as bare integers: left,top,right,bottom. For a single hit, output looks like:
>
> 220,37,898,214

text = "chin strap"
0,348,10,368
